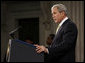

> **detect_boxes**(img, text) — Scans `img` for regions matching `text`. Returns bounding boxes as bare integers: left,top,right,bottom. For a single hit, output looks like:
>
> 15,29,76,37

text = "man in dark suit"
34,4,78,62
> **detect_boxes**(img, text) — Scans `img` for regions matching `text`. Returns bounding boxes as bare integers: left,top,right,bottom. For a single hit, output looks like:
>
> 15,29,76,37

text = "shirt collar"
59,17,68,27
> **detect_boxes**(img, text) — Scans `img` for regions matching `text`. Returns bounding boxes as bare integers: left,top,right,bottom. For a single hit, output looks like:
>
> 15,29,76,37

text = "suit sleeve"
48,23,78,59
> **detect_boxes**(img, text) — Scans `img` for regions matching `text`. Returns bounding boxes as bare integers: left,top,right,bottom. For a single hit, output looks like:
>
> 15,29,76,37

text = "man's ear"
60,11,66,17
60,11,64,15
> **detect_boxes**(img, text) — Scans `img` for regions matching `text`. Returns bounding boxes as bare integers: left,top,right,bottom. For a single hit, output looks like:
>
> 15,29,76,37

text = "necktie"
56,25,60,33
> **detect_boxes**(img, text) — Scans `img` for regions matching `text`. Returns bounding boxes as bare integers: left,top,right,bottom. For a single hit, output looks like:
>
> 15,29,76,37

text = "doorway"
18,18,39,44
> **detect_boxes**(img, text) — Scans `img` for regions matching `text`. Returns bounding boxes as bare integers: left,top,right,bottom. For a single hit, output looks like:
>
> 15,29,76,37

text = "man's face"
51,7,63,23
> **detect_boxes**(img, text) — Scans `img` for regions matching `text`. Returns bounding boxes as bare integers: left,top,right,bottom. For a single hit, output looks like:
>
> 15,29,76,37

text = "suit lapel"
50,19,70,46
56,18,70,36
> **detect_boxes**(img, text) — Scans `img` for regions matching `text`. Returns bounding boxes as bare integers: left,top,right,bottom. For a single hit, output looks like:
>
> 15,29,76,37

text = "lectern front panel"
9,39,44,62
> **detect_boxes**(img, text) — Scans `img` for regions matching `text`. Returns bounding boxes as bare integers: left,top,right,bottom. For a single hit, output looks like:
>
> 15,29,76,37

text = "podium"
6,39,44,62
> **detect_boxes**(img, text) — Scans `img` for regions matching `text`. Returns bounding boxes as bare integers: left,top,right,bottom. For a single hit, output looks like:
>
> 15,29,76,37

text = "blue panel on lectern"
9,39,44,62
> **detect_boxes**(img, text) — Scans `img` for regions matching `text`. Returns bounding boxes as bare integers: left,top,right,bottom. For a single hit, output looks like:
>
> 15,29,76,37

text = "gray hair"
51,4,67,15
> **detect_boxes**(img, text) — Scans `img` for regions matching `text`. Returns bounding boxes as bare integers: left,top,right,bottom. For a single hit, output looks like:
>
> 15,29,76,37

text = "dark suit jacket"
45,18,78,62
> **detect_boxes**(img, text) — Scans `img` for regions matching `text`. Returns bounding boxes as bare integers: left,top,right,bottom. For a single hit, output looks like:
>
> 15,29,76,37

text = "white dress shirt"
56,17,68,34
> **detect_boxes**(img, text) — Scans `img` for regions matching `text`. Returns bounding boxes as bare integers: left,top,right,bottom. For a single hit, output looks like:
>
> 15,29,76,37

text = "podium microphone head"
9,26,22,35
9,26,22,39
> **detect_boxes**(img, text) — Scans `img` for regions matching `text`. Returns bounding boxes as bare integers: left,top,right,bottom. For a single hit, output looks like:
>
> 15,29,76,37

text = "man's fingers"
36,47,41,51
36,49,42,53
34,44,38,47
34,44,40,48
34,45,45,53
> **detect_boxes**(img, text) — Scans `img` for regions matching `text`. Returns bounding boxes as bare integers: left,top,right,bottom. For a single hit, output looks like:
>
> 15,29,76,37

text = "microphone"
9,26,22,39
